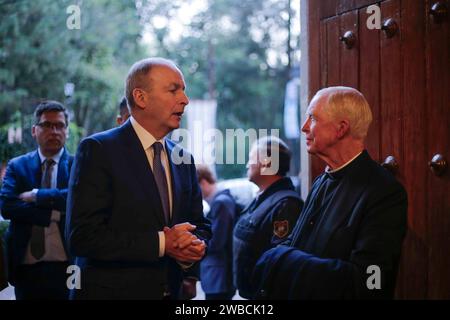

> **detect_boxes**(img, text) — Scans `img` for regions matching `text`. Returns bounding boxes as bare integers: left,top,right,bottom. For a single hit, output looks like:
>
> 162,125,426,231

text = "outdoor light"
64,82,75,98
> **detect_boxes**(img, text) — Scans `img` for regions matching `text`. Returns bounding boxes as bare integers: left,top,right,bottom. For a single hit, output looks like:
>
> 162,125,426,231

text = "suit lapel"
165,140,182,226
57,149,69,189
121,121,166,227
30,151,42,188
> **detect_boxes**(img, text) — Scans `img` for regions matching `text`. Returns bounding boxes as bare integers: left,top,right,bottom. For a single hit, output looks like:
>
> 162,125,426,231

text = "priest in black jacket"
252,86,407,299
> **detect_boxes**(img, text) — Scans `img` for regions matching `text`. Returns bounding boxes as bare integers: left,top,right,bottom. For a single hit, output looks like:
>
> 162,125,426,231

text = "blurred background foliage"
140,0,300,178
0,0,300,179
0,0,145,158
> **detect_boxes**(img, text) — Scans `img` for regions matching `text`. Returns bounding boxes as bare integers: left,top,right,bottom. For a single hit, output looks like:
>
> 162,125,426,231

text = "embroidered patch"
273,220,289,238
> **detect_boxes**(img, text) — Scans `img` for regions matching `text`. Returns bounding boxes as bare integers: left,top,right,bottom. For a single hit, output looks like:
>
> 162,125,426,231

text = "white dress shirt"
23,148,68,264
130,116,173,257
325,151,363,173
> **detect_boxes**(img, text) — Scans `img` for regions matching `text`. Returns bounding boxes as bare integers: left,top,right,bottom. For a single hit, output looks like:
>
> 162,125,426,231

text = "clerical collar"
325,151,364,179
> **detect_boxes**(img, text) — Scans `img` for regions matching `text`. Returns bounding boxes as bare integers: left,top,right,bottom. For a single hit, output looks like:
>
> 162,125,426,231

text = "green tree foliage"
0,0,80,118
140,0,299,178
0,0,145,151
69,0,146,134
0,0,300,179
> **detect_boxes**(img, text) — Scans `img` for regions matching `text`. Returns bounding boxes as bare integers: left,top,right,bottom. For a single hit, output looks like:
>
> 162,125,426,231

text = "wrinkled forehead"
150,64,185,86
154,63,184,77
39,111,66,122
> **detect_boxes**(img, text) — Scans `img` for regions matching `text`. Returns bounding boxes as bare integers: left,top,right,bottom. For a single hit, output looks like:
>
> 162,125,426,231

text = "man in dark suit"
252,87,407,299
196,165,236,300
66,57,211,300
0,236,7,291
0,101,73,299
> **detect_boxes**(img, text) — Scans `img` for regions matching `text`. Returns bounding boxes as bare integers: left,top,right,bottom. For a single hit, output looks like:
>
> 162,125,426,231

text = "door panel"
380,0,404,182
396,0,428,299
340,10,359,88
320,0,383,19
326,16,342,86
426,0,450,299
359,6,380,161
320,21,328,88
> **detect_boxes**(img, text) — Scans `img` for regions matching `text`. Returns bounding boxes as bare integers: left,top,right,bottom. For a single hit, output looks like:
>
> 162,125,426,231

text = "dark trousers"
14,261,69,300
205,291,235,300
0,240,7,291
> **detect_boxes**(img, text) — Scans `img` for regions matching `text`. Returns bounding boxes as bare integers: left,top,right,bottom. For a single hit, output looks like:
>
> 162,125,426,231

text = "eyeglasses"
36,121,67,130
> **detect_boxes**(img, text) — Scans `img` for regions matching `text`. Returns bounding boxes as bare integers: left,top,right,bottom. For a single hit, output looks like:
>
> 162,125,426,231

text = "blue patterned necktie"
152,142,170,225
30,158,55,259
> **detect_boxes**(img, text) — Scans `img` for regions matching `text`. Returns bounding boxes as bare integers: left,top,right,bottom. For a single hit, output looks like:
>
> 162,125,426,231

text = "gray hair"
125,57,179,109
316,86,373,140
251,136,291,176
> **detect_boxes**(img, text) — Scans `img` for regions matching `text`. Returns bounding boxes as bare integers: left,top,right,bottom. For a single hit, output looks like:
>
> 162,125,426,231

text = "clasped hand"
18,190,35,202
164,222,206,263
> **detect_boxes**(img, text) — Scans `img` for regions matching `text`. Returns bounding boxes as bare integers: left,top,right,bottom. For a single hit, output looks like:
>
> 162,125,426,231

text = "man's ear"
260,160,274,176
260,157,271,168
336,120,350,139
31,125,36,139
259,158,273,176
132,88,147,110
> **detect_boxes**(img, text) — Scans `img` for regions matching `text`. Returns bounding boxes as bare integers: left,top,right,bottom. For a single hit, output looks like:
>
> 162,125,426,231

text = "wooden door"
426,0,450,299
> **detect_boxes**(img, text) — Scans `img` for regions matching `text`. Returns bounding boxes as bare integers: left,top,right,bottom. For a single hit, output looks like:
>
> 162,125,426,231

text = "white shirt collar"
326,151,363,173
37,147,64,164
130,116,166,151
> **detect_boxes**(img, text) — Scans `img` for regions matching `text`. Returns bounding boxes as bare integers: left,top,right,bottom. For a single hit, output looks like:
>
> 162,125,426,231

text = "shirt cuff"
50,210,61,222
31,188,38,202
158,231,165,257
178,261,194,270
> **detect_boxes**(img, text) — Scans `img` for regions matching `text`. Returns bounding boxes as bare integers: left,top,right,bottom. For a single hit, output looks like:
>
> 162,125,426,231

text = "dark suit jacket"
0,237,7,290
200,189,235,295
253,151,407,299
66,120,211,300
0,149,73,285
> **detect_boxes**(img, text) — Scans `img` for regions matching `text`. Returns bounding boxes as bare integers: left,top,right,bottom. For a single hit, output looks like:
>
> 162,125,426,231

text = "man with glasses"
0,101,73,299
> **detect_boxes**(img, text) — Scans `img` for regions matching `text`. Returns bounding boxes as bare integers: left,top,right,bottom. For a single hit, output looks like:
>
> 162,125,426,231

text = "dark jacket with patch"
233,177,303,298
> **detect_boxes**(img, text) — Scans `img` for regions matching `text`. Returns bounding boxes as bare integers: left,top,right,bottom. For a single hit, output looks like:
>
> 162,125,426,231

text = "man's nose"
180,91,189,106
301,118,310,133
